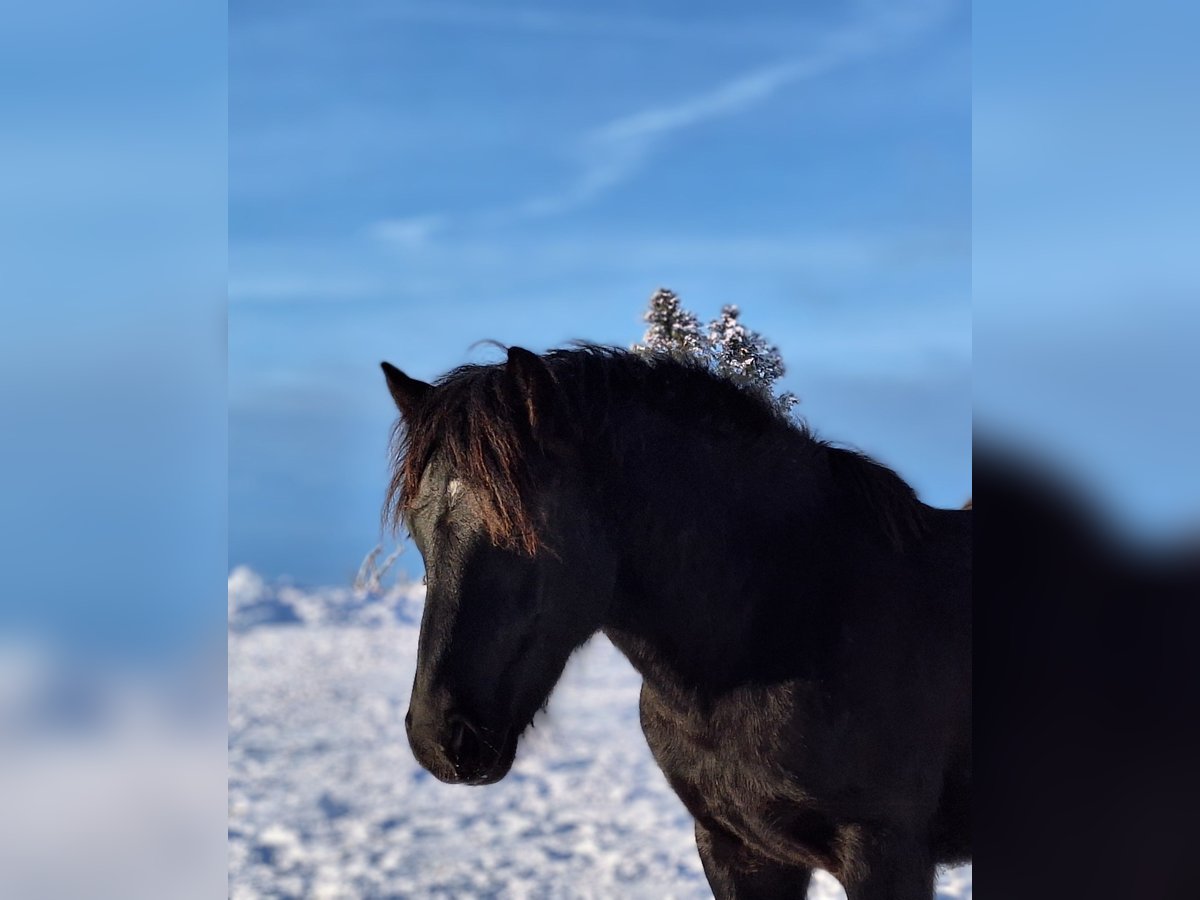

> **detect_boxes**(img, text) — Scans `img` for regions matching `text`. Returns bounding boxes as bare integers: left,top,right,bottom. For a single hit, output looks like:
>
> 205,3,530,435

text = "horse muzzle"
405,705,516,785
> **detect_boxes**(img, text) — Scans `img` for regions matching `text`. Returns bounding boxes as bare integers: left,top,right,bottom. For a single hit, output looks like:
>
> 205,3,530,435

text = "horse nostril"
404,710,413,732
446,713,493,772
446,714,469,758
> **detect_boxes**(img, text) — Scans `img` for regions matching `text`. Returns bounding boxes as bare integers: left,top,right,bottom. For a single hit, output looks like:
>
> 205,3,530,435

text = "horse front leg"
695,821,813,900
841,832,934,900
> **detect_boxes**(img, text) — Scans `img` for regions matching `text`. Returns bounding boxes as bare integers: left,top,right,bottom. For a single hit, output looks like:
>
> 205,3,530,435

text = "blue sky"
230,0,971,584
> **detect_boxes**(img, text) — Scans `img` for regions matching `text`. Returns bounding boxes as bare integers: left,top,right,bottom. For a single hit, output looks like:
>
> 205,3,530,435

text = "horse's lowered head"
381,347,617,785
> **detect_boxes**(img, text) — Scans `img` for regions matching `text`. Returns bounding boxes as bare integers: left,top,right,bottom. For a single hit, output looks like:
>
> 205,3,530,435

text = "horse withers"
381,346,971,899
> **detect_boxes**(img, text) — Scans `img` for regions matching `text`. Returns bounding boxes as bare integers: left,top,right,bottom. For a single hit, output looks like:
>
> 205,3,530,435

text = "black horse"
381,345,971,899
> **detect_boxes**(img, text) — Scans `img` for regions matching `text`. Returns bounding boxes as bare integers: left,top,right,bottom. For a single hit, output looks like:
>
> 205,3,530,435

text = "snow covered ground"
229,567,972,899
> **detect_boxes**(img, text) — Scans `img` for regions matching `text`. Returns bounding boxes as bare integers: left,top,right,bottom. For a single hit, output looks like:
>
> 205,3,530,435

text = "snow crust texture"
229,569,972,899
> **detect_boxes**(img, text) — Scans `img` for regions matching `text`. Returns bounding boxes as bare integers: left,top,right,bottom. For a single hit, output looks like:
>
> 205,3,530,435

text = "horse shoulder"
637,679,862,874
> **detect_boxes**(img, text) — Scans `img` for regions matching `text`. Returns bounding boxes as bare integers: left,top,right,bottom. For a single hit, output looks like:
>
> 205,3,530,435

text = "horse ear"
381,362,432,419
506,346,554,432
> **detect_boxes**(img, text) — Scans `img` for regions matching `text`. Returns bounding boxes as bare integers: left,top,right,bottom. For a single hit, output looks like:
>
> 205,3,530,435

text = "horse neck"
594,411,854,698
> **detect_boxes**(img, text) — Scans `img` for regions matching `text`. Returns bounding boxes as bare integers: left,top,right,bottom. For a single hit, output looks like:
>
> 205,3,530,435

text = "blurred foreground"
0,641,226,899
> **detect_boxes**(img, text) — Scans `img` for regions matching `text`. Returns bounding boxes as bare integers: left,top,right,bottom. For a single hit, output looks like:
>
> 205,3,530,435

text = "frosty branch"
633,288,798,415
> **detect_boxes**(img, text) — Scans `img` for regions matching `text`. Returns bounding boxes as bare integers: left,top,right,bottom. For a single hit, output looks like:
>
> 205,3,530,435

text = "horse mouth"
414,717,518,786
461,756,512,785
461,724,517,785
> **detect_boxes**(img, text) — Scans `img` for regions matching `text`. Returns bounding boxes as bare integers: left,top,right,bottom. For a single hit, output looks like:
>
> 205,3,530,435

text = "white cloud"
371,0,955,240
368,214,446,249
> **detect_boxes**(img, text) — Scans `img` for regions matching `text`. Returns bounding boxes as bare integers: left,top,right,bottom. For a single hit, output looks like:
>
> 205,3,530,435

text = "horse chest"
638,683,849,873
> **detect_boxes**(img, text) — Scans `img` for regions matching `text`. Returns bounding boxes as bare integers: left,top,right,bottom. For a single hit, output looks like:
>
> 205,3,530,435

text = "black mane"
387,345,927,553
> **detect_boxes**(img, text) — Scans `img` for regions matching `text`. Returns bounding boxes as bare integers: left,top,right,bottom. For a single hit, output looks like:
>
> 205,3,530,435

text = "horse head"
381,347,616,784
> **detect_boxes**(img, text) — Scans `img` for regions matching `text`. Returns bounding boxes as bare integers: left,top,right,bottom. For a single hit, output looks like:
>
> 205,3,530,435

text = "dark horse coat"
382,346,971,900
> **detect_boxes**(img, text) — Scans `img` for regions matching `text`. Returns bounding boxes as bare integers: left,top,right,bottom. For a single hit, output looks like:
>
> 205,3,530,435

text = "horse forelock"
385,363,545,556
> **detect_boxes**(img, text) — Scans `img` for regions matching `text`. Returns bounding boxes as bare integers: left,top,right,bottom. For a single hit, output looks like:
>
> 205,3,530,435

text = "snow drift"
228,567,971,898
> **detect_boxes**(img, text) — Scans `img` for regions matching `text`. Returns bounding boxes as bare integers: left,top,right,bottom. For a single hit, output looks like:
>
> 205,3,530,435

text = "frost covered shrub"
633,287,706,363
633,288,798,415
